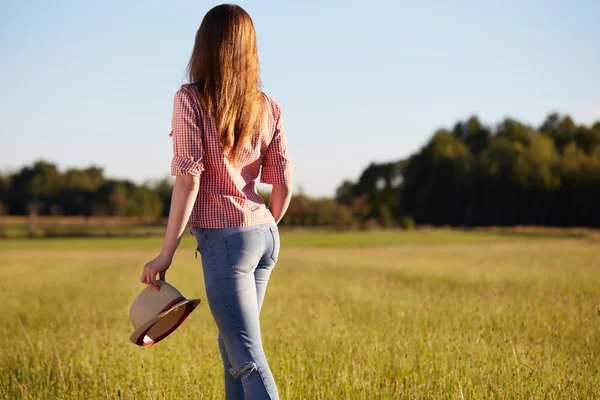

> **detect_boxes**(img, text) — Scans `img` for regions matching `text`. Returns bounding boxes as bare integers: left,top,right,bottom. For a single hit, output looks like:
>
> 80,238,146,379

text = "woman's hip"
191,222,279,276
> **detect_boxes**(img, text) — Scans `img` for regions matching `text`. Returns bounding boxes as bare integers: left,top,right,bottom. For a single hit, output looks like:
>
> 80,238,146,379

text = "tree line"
336,113,600,228
1,112,599,228
0,162,169,218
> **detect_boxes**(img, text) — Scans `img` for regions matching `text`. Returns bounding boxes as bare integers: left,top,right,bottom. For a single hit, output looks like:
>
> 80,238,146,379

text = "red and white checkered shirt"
169,84,292,228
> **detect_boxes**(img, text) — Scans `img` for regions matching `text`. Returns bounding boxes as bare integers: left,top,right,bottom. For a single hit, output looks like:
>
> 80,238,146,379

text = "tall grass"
1,231,598,399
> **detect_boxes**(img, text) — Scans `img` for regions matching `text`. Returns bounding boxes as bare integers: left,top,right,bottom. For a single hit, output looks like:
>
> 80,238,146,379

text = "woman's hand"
141,254,172,291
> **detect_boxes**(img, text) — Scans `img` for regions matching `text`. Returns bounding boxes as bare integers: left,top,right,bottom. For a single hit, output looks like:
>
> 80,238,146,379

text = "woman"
140,4,292,399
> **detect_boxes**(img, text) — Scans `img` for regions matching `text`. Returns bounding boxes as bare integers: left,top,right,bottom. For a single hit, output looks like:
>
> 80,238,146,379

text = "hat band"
159,296,186,313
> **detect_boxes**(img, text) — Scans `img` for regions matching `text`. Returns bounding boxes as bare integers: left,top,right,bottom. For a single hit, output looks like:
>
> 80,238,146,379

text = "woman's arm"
269,183,292,224
141,175,199,290
159,175,200,259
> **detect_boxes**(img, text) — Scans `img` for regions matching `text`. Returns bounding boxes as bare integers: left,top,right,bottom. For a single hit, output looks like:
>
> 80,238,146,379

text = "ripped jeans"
191,222,280,400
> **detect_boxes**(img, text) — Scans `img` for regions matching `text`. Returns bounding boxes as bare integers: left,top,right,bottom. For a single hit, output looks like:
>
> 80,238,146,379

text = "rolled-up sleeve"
169,88,204,177
261,110,292,185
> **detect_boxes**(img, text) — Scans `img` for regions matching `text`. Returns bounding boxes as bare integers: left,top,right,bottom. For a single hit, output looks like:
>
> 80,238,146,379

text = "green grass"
0,228,563,251
1,230,599,399
0,224,166,239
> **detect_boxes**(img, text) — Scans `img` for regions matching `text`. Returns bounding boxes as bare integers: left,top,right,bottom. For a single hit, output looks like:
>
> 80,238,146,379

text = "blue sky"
1,0,598,196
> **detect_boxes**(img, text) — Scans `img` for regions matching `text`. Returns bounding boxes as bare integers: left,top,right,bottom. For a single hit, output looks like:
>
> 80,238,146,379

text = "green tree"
345,161,402,224
401,130,473,225
131,186,163,217
8,161,63,215
151,177,175,217
452,116,491,156
61,167,105,215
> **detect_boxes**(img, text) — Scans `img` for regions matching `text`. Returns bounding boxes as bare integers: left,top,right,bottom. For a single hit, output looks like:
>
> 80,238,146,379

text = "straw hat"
129,280,200,346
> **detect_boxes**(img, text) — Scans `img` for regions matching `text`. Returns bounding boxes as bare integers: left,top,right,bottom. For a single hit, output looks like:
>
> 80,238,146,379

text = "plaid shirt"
170,84,292,228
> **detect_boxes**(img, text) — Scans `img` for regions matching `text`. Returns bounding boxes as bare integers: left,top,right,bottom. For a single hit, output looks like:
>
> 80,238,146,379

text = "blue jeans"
191,222,280,400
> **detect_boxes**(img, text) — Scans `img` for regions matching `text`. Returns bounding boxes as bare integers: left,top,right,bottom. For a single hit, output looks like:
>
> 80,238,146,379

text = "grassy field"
0,216,167,239
0,230,598,399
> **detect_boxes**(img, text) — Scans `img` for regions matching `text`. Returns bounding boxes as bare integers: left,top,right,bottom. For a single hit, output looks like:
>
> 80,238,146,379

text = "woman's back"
170,84,292,228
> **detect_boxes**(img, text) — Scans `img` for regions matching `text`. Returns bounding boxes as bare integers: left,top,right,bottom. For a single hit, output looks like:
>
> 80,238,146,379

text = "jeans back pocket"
223,230,262,274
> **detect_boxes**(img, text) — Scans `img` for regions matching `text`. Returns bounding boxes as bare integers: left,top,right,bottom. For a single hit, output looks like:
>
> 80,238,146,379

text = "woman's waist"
189,201,274,229
193,191,269,216
198,187,265,205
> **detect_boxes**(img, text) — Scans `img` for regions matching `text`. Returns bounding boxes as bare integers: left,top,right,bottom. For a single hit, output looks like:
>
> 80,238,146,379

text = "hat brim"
129,298,200,346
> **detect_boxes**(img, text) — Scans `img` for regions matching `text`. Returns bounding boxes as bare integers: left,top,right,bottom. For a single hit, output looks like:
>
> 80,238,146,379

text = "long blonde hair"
187,4,263,163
